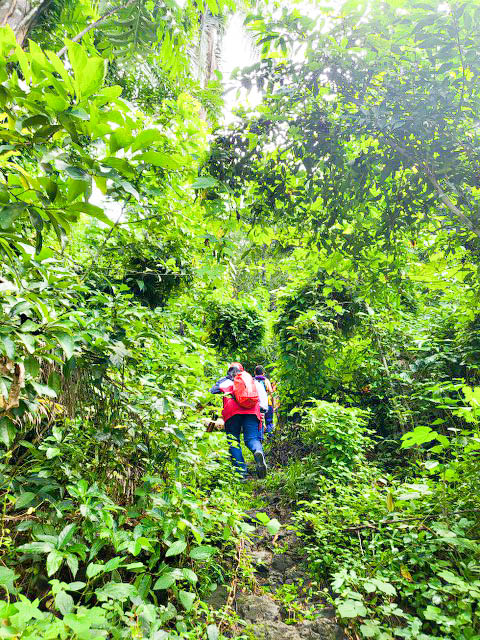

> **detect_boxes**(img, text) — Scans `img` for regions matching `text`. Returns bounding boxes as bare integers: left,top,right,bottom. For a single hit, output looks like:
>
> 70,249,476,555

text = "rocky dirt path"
231,490,345,640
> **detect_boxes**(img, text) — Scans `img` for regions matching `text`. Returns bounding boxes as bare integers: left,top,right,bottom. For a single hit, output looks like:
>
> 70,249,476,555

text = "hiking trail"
209,483,345,640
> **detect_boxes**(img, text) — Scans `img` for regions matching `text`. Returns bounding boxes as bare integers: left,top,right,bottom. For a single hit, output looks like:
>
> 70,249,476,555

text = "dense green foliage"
207,301,265,357
268,395,480,640
2,0,480,637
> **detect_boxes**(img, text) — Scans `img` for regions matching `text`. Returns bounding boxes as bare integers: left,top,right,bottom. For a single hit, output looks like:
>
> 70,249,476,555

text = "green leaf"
0,417,16,448
95,582,135,602
66,554,79,577
401,426,439,448
55,590,74,615
69,202,113,226
130,129,165,152
0,566,18,595
67,581,86,591
189,545,217,561
18,541,54,554
0,203,28,229
165,540,187,557
337,599,367,618
86,563,104,579
58,524,76,549
266,519,281,535
139,151,183,169
207,624,219,640
54,333,75,360
16,332,35,354
191,177,218,189
48,371,61,396
255,512,270,525
104,557,123,572
0,336,15,359
66,41,106,99
360,622,380,638
15,492,35,510
153,573,176,590
65,166,89,181
47,550,64,576
45,446,61,459
30,381,57,398
182,568,198,583
178,589,196,611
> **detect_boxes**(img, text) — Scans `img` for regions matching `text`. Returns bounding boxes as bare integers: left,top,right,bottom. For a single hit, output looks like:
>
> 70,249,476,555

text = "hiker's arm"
210,377,228,394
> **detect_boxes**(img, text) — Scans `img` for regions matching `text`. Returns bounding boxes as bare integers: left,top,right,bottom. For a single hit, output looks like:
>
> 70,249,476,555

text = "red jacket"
210,377,261,423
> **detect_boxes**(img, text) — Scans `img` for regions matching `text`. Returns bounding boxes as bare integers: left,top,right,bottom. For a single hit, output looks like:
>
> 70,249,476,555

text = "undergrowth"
266,398,480,640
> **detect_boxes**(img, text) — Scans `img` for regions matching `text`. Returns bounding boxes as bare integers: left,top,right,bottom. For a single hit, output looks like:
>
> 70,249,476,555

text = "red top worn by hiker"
209,362,262,423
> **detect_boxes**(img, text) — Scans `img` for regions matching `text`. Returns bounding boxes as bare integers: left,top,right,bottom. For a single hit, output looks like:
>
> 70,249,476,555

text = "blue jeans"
265,405,274,435
225,414,263,478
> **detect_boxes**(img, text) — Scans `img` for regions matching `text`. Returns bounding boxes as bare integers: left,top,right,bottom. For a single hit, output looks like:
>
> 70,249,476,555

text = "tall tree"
0,0,48,44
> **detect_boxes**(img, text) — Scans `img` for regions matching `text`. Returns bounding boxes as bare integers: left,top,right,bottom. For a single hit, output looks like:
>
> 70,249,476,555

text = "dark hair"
227,366,241,380
255,365,265,376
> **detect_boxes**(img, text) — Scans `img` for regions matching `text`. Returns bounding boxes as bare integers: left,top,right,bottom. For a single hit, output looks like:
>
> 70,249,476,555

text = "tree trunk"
0,0,48,46
195,11,225,88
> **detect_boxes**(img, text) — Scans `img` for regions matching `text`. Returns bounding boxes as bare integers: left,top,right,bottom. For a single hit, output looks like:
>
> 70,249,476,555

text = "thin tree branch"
423,165,480,238
56,0,134,58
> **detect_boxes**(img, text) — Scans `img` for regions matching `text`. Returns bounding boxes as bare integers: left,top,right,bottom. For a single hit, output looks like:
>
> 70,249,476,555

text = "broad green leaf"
48,371,61,396
58,524,76,549
0,566,18,594
86,563,104,579
55,590,74,615
95,582,135,602
69,202,113,226
15,492,35,510
165,540,187,557
153,573,176,590
130,129,165,152
337,599,367,618
139,151,183,170
207,624,219,640
0,203,28,229
178,589,196,611
182,568,198,583
266,519,281,535
0,417,16,448
255,512,270,525
17,541,53,554
47,550,64,576
189,545,217,561
54,333,75,360
46,447,61,459
66,41,105,99
191,177,218,189
401,426,439,448
0,336,15,359
30,382,57,398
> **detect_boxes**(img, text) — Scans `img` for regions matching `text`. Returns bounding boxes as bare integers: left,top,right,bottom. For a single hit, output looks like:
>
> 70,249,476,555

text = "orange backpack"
233,371,259,409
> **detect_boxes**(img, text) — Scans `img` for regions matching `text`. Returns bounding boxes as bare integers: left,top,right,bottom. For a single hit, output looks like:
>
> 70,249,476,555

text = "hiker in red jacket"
210,362,267,479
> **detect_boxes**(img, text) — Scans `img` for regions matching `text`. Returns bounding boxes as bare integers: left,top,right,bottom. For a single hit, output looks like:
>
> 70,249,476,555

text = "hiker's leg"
224,415,247,477
242,414,263,454
242,414,267,478
258,415,265,442
265,406,274,435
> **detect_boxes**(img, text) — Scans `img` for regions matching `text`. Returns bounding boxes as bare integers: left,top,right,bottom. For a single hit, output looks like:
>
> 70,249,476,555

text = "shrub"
275,272,361,407
207,301,265,356
300,400,372,474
